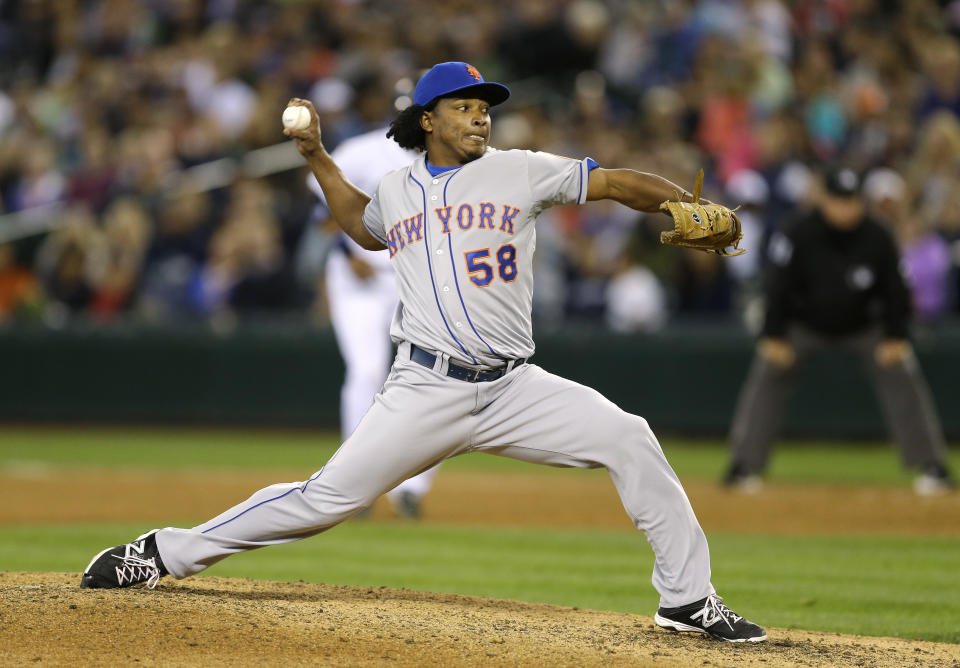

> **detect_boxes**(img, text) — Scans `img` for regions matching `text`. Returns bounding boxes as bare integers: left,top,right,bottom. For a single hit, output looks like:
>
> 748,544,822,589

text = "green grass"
2,427,959,643
0,426,955,485
2,522,958,643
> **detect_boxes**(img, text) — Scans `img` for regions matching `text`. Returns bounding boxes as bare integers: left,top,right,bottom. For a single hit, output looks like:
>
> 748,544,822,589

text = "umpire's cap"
414,62,511,108
824,167,860,198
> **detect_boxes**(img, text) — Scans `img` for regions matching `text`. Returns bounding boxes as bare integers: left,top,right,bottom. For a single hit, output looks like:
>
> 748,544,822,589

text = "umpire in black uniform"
724,167,955,495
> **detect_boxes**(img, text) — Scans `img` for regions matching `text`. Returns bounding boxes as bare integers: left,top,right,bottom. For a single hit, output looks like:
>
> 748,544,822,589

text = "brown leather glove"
659,169,746,256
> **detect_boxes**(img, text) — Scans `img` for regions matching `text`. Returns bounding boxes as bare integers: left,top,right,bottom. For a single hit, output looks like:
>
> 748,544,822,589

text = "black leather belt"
409,344,525,383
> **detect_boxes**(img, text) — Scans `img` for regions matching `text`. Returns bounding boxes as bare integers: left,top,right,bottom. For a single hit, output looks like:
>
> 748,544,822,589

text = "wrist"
304,146,331,165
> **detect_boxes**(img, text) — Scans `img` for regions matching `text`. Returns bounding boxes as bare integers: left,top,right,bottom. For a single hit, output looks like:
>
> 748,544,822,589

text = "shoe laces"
690,595,742,632
112,553,161,589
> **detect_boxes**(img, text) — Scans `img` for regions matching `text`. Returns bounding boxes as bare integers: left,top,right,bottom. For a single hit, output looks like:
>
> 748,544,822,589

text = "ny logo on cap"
466,64,481,82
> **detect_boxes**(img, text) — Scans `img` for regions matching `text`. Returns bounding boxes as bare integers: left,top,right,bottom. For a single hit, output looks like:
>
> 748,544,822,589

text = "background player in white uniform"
310,128,440,518
82,62,767,643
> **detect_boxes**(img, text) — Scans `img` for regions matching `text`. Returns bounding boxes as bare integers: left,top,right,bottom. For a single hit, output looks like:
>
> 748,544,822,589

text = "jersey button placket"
429,170,474,361
429,177,460,352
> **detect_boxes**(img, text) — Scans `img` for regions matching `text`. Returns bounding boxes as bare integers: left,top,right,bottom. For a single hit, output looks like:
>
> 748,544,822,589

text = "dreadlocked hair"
387,104,429,151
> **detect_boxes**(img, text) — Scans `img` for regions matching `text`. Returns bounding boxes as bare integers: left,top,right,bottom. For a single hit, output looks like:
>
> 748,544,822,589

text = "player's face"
820,194,865,230
422,98,491,166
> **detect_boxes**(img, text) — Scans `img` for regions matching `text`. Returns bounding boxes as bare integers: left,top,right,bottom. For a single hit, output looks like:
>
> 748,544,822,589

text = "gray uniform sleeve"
361,185,389,245
526,151,592,208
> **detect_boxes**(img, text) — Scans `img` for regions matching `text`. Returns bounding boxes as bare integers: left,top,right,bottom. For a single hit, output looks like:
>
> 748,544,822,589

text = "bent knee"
602,412,656,448
300,481,377,525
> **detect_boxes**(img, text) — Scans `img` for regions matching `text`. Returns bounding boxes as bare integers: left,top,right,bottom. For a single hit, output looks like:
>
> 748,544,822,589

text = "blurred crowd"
1,0,959,333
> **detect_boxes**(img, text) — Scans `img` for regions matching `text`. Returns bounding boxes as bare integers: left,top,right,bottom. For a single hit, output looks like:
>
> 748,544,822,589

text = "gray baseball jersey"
362,148,592,368
153,147,716,610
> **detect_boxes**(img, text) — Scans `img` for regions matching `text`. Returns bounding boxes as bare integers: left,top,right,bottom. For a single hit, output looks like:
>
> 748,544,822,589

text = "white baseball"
282,105,311,131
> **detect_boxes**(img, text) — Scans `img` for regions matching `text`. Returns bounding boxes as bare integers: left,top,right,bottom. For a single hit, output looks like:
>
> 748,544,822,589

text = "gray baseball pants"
157,342,715,608
728,325,948,473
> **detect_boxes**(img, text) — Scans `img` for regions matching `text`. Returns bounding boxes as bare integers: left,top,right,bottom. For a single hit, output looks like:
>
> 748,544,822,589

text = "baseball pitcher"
81,62,764,643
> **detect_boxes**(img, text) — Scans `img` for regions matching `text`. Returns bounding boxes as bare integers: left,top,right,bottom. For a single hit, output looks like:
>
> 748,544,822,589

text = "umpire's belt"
409,344,525,383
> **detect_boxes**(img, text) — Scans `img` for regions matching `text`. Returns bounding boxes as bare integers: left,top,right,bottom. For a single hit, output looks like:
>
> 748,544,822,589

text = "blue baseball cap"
413,62,511,108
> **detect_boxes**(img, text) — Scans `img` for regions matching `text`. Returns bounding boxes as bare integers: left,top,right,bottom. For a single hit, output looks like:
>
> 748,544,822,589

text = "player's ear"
420,110,432,133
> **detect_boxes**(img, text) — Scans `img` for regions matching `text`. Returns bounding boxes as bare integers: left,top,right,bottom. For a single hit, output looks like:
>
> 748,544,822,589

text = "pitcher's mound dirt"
3,572,957,667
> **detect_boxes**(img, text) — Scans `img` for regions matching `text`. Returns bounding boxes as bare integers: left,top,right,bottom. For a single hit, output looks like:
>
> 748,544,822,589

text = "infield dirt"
3,468,959,535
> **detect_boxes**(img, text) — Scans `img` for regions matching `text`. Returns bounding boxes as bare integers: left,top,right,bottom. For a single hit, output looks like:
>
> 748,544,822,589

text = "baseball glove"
659,169,746,256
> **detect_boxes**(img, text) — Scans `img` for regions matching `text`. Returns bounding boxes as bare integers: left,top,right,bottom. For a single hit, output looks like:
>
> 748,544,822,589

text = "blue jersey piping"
443,169,498,357
409,172,476,363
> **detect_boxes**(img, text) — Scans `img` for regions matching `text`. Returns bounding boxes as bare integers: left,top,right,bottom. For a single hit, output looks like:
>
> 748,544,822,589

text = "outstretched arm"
586,168,708,212
284,98,385,251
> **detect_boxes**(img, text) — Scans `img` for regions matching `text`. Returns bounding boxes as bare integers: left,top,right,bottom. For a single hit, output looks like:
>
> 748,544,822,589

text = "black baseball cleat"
80,530,168,589
654,594,766,642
